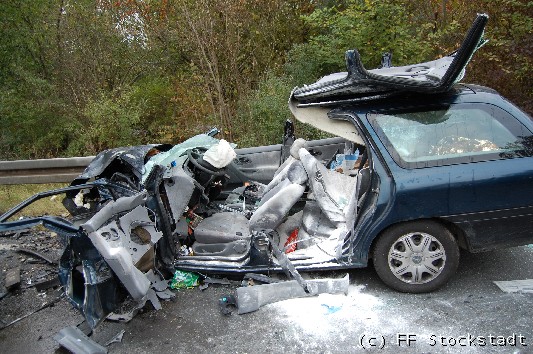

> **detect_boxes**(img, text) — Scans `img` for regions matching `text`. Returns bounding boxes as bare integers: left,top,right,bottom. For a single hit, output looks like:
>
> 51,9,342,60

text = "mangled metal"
105,329,126,346
54,326,108,354
16,247,58,265
293,14,488,104
223,231,350,315
0,128,363,326
81,192,160,301
141,133,222,183
235,274,349,314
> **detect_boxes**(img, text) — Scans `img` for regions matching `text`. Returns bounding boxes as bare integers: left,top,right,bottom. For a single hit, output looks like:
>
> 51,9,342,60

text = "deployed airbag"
203,139,237,168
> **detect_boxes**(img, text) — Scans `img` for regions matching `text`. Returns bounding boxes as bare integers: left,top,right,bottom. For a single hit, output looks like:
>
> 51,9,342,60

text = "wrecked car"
1,13,532,328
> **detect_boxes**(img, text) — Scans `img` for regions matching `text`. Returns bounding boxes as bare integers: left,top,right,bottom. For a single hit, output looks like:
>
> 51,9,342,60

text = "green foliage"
1,0,532,161
126,77,177,143
0,67,76,159
67,88,143,154
0,0,56,83
234,73,330,148
235,74,290,147
285,0,435,85
234,74,294,147
128,72,218,144
470,0,533,113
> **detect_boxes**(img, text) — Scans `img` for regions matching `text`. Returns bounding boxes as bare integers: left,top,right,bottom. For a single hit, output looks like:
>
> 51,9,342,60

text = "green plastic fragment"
170,270,200,289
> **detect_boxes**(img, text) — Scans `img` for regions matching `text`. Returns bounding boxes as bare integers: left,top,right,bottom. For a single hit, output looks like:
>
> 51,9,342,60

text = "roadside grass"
0,184,69,219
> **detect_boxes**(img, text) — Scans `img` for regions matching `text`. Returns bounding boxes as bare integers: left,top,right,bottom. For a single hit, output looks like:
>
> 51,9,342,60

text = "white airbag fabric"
203,139,237,168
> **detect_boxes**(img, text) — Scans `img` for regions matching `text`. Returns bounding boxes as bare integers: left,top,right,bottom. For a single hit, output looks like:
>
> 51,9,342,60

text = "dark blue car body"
342,84,533,267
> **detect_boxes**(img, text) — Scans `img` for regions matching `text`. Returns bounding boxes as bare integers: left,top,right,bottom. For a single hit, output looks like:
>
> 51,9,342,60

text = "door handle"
235,156,252,165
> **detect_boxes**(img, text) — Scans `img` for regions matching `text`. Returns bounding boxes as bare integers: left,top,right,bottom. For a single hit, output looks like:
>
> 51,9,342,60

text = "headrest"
290,138,308,159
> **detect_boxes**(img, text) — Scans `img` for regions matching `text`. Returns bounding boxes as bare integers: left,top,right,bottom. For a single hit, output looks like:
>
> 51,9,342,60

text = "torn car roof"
292,14,488,105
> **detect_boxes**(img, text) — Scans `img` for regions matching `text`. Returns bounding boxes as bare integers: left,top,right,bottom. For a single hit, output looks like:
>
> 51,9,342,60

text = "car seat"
288,148,359,254
192,144,309,256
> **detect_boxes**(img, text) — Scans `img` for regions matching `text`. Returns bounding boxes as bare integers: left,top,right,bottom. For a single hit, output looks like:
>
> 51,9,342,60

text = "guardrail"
0,157,95,185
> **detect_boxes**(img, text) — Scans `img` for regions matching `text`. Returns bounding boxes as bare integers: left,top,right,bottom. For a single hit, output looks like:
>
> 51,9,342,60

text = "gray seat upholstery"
225,138,308,207
193,144,361,258
194,152,309,244
299,148,357,227
258,159,307,207
249,183,305,232
260,138,308,198
277,148,359,255
194,212,250,244
296,200,337,248
273,138,308,177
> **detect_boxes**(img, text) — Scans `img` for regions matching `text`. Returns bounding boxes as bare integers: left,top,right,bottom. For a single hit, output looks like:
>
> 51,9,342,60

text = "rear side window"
368,103,533,168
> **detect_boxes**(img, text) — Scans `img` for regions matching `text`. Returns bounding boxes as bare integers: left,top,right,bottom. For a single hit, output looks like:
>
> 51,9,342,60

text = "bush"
234,73,331,147
67,89,143,154
285,0,433,86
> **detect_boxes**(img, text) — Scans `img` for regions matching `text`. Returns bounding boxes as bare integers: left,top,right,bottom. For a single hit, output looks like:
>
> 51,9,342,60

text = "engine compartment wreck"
0,128,367,328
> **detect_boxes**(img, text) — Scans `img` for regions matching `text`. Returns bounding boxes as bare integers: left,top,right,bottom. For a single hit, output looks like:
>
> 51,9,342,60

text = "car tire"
372,220,459,293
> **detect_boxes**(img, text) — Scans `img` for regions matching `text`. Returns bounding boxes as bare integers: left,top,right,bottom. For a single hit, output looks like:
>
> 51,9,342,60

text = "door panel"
227,144,283,186
443,205,533,252
444,158,533,251
226,137,351,188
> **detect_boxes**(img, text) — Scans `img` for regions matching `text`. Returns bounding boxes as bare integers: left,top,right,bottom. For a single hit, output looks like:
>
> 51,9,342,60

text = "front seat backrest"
258,159,307,207
249,183,306,232
249,145,309,232
299,148,357,227
261,138,308,198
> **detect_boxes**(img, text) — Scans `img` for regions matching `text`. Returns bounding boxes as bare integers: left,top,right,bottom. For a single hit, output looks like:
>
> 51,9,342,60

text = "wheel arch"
369,217,468,260
369,217,461,292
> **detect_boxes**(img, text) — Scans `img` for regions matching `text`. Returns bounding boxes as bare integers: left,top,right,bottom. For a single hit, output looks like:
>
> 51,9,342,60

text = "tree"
1,0,530,160
152,0,310,141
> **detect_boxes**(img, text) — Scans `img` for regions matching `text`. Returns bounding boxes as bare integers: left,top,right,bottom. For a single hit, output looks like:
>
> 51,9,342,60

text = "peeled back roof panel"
292,14,488,105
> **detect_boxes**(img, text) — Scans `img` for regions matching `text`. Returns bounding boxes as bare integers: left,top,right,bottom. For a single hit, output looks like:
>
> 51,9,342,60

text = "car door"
227,144,283,187
439,103,533,250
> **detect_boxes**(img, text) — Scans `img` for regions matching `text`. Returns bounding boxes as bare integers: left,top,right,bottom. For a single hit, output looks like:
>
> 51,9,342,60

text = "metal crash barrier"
0,156,94,185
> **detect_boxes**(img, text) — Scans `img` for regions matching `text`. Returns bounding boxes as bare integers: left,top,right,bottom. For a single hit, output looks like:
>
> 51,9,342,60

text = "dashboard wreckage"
2,14,533,331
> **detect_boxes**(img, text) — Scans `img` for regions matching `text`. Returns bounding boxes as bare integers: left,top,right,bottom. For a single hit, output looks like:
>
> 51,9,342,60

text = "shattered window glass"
368,103,533,168
141,134,222,183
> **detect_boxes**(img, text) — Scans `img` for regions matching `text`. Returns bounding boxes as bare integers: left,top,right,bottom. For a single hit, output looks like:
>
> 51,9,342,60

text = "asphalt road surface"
1,243,533,353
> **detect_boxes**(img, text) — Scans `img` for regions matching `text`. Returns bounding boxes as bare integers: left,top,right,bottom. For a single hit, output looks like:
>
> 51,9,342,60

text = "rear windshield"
368,103,533,168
